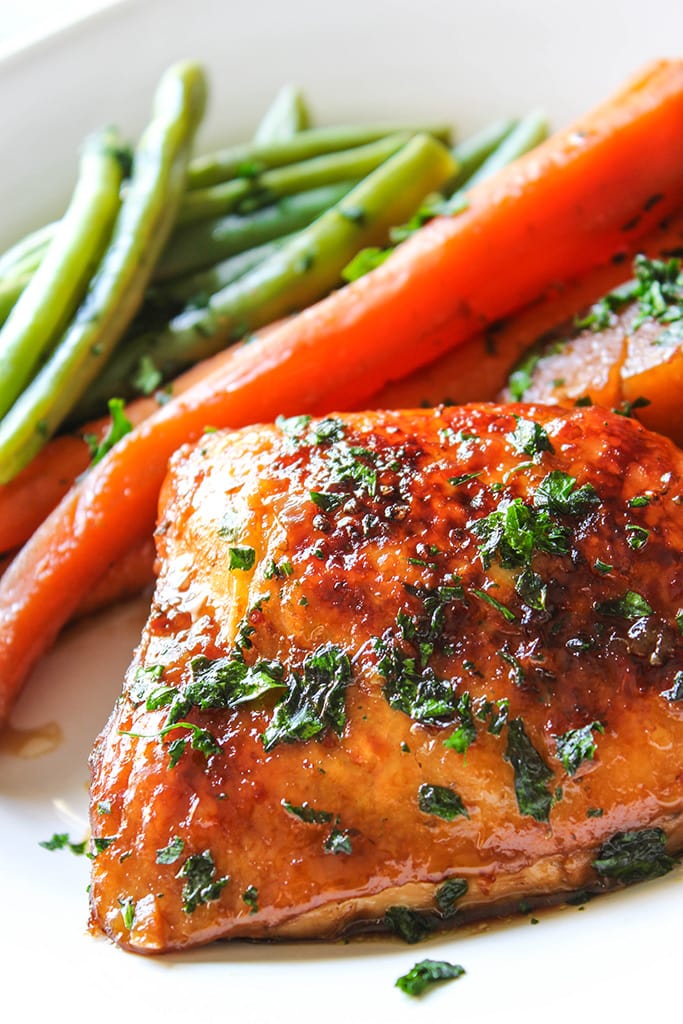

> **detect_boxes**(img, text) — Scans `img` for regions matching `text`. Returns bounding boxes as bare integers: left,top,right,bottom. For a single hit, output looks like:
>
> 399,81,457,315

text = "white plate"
1,2,681,1021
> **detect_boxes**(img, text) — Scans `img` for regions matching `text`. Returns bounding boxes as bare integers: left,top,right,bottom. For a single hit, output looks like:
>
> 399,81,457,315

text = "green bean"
253,84,311,142
155,180,355,281
463,108,548,189
0,128,129,420
440,109,548,214
152,236,292,308
74,133,457,417
447,117,518,192
0,222,57,278
186,122,452,189
0,271,32,328
177,132,412,224
0,61,207,483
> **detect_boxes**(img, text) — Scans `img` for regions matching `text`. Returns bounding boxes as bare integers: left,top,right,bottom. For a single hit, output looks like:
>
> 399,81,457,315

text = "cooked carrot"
2,59,683,725
370,207,683,410
0,321,285,553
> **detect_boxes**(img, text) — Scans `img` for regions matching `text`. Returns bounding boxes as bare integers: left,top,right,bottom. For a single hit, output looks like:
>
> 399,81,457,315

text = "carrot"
2,58,683,725
0,320,286,554
369,207,683,410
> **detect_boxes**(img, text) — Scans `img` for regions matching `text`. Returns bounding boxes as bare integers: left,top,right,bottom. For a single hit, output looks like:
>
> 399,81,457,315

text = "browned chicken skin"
89,403,683,954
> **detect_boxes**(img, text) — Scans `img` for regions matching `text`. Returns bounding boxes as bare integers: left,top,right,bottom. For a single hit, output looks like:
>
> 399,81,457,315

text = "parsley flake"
507,416,554,459
156,835,185,865
593,828,674,884
177,850,230,914
396,959,465,997
594,591,653,619
417,783,468,821
384,906,435,944
84,398,132,466
534,471,600,516
262,643,352,751
434,877,468,917
282,800,333,824
555,722,605,775
228,545,256,571
505,718,554,822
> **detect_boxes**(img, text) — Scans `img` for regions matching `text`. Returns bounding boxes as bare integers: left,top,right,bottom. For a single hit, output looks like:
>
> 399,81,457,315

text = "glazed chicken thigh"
89,403,683,953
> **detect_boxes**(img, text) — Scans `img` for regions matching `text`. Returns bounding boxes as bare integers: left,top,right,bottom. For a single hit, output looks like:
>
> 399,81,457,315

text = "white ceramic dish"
1,2,681,1021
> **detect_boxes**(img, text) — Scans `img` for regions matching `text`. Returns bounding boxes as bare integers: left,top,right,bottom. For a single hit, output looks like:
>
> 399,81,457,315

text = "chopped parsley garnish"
326,443,379,497
469,498,569,570
156,835,185,865
515,568,547,611
262,643,351,751
217,507,243,541
507,416,555,459
127,663,165,704
84,398,133,466
164,721,222,767
399,576,464,666
554,722,604,775
92,836,117,855
375,638,456,723
434,877,468,917
629,254,683,330
166,653,285,724
39,832,87,855
613,396,651,418
264,557,294,579
228,545,256,571
309,490,344,513
477,696,510,735
498,648,525,686
507,351,542,401
384,906,435,944
628,495,651,508
625,524,649,549
533,471,600,516
504,718,554,822
592,828,674,884
472,589,516,622
449,471,482,487
594,591,653,619
177,850,230,914
575,255,683,336
310,417,345,444
242,885,259,913
282,800,334,824
276,413,312,439
341,245,392,282
119,897,135,930
324,827,353,855
594,559,613,575
132,353,163,396
443,693,476,754
417,783,468,821
395,959,465,997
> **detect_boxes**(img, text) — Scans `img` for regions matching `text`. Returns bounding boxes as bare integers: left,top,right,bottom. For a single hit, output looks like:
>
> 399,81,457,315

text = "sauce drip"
0,720,62,758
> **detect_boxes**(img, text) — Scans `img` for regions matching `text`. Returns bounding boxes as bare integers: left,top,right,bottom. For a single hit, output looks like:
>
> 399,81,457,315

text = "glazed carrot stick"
2,58,683,725
370,207,683,410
